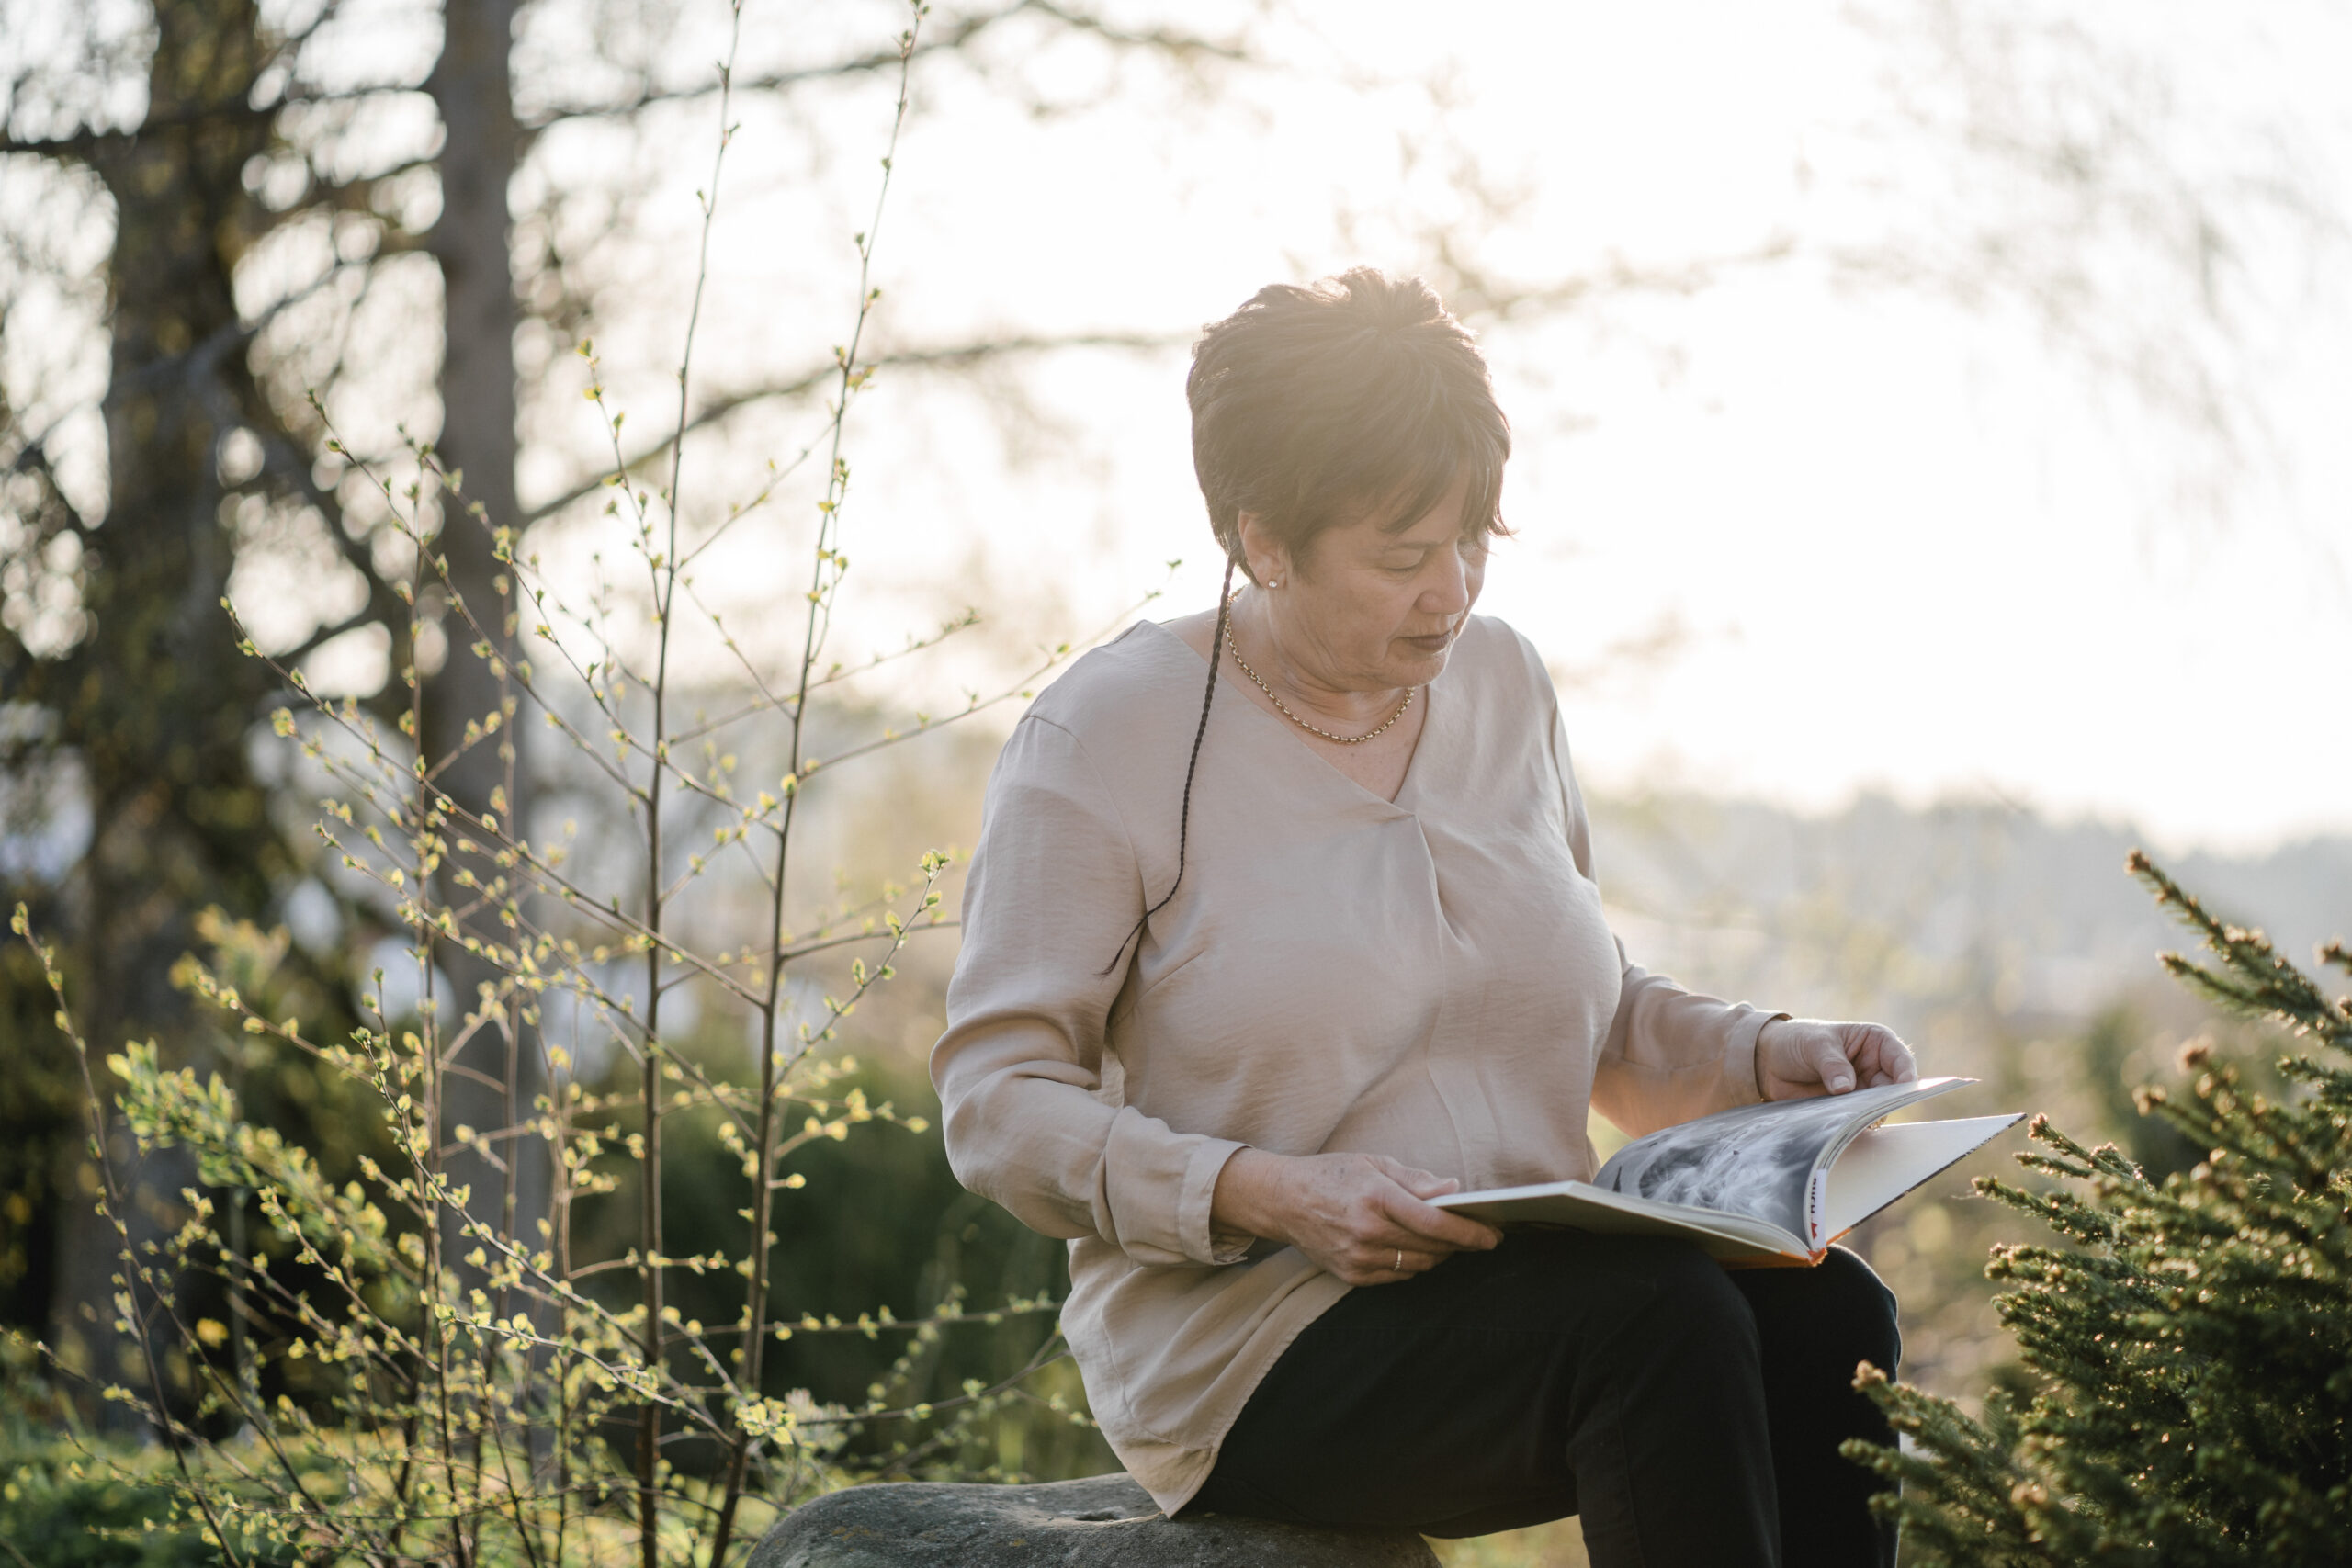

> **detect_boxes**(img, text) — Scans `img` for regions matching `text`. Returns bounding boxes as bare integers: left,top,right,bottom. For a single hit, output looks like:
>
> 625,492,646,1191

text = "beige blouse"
932,615,1775,1513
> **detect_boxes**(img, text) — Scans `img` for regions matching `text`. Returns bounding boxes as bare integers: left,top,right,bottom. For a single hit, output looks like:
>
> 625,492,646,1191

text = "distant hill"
1583,790,2352,1059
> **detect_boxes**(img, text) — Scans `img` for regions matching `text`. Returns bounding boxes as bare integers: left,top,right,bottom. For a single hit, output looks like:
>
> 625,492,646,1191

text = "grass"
1429,1519,1591,1567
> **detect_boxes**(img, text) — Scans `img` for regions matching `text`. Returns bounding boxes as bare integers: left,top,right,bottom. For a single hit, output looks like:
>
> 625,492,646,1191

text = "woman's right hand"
1211,1148,1503,1285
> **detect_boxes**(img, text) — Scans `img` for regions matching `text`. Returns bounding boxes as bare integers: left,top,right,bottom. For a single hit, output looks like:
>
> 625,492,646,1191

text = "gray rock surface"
748,1472,1442,1567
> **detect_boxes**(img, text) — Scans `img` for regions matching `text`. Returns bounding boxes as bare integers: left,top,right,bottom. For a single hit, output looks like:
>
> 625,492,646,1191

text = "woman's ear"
1235,512,1290,589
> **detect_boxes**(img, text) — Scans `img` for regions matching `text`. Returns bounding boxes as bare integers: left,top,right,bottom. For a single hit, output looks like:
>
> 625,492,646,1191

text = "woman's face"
1252,472,1488,694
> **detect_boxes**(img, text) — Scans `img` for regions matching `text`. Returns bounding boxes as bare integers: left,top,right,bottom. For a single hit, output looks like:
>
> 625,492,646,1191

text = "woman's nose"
1421,552,1471,614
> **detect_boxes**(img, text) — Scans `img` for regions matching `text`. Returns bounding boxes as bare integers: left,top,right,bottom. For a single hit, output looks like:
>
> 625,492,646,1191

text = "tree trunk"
424,0,547,1292
44,0,282,1423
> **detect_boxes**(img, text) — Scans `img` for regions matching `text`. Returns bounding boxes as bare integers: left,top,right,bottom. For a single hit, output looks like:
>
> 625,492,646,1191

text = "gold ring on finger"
1394,1247,1405,1274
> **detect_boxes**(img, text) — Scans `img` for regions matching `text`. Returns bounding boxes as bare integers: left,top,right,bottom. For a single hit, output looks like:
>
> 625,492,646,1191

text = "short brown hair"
1186,267,1510,581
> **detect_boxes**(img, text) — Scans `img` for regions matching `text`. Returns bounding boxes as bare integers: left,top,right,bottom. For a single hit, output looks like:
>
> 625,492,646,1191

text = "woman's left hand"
1756,1018,1917,1101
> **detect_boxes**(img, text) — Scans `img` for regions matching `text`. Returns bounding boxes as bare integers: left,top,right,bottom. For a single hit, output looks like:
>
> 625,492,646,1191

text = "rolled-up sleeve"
932,715,1249,1268
1547,705,1777,1138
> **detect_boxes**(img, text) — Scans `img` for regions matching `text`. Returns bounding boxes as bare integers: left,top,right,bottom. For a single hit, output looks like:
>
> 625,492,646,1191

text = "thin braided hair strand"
1101,555,1237,976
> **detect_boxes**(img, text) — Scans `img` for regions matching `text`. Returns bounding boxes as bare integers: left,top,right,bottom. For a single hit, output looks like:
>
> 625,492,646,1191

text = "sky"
620,0,2347,856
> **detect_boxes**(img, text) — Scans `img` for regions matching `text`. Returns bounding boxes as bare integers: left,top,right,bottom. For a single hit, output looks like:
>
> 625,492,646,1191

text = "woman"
932,268,1915,1566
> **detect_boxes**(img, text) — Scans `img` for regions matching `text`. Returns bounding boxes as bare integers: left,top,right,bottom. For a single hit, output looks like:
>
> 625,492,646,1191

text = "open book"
1434,1076,2021,1266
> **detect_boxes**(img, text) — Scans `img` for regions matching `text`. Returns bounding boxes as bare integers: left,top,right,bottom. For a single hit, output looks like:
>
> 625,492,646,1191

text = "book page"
1816,1114,2024,1241
1594,1078,1968,1240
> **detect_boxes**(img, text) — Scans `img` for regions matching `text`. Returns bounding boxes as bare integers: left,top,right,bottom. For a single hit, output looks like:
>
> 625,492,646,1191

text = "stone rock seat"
749,1472,1442,1566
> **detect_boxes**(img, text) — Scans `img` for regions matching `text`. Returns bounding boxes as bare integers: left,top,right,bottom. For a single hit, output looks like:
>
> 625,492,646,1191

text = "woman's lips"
1401,631,1453,652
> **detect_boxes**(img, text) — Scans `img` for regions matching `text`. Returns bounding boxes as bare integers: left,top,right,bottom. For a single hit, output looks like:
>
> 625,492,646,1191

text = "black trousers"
1186,1232,1901,1567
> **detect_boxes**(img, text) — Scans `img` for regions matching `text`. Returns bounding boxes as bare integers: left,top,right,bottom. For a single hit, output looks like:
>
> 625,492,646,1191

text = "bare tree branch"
0,98,277,164
527,2,1032,128
524,0,1249,129
517,329,1178,525
1024,0,1253,65
1439,232,1800,325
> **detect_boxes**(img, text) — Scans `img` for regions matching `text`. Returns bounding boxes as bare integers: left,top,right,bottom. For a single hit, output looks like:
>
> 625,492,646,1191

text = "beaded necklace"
1223,618,1415,745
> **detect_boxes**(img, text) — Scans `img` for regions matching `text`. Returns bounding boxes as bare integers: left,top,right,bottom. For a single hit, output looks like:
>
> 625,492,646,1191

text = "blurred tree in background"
2,0,322,1413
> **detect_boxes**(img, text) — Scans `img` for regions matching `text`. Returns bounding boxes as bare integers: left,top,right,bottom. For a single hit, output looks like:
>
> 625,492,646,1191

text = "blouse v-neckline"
1136,618,1442,812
